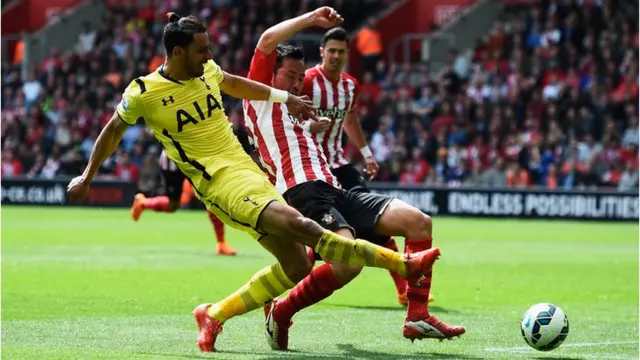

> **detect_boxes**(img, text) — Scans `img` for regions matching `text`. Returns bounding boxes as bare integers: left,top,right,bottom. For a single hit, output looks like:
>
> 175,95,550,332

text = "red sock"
276,263,341,322
385,237,407,295
406,236,433,320
207,212,225,243
142,196,170,212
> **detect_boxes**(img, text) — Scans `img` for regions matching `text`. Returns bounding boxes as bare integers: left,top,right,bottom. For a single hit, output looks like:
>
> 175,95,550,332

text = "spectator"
76,21,97,54
355,17,383,74
1,149,23,177
618,161,639,192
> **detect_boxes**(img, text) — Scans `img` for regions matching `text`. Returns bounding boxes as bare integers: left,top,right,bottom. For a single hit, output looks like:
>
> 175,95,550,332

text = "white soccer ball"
520,303,569,351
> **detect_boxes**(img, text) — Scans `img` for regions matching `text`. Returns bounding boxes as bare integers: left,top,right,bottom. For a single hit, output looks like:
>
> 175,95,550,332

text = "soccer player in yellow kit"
66,12,440,353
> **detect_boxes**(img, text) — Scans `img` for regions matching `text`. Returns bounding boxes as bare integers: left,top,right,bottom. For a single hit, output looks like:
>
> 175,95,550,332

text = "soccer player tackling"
302,27,433,306
66,12,441,352
242,7,465,350
130,150,236,255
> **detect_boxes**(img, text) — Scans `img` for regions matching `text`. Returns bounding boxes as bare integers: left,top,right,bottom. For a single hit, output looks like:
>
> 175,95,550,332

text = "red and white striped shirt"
302,65,359,169
242,48,340,194
159,150,179,172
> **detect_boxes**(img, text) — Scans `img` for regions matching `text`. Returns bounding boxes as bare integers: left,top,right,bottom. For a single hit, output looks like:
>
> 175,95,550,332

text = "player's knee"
286,212,320,238
405,211,432,238
281,254,312,283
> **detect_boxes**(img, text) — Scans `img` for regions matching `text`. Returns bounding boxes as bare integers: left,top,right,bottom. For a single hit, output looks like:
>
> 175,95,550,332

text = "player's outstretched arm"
257,6,343,55
219,71,317,120
67,113,129,201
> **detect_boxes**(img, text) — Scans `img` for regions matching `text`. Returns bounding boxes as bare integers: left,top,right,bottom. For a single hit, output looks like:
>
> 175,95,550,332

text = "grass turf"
1,206,638,359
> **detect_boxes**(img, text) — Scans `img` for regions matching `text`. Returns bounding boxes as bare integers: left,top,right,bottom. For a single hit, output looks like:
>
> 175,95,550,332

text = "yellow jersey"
116,60,249,194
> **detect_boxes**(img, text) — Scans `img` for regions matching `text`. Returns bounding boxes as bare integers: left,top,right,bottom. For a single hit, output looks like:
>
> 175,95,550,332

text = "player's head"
321,27,348,73
163,12,211,78
273,44,306,95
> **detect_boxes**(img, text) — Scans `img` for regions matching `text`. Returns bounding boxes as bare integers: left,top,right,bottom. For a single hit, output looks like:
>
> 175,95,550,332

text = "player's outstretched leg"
257,202,441,283
193,202,438,352
206,211,236,255
131,194,177,221
376,199,465,341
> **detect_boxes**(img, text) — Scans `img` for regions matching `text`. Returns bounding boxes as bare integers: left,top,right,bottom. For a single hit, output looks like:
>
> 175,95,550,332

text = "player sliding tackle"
66,12,440,352
242,7,465,350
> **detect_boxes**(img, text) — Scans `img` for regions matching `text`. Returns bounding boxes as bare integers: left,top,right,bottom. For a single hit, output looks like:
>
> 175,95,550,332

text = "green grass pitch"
1,206,638,359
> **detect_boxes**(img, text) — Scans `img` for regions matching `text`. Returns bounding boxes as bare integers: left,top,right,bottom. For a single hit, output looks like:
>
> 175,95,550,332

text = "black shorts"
331,164,368,193
284,180,393,245
330,165,391,245
162,169,185,201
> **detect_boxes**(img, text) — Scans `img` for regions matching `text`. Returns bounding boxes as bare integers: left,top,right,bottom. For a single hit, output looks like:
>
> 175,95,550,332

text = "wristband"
302,121,312,132
269,88,289,103
360,146,373,158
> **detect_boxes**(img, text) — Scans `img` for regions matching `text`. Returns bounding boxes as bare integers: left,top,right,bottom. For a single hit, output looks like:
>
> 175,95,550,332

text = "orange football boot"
131,193,146,221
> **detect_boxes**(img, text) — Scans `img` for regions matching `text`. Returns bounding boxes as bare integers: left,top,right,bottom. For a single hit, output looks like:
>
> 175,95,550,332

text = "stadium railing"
2,177,637,222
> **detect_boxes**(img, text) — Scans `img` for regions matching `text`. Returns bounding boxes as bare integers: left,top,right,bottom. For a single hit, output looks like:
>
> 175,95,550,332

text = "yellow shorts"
196,161,286,240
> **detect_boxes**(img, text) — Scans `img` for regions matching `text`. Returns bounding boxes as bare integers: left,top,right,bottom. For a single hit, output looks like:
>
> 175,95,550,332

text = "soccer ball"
520,303,569,351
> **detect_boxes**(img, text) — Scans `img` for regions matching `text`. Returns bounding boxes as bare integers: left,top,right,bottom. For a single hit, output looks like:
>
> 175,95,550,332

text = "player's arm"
219,70,318,121
67,81,143,201
256,7,342,56
343,111,369,153
219,71,283,101
84,114,130,181
343,86,378,178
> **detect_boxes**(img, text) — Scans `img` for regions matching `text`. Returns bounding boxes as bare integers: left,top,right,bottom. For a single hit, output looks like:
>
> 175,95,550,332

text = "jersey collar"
158,65,185,85
316,64,341,85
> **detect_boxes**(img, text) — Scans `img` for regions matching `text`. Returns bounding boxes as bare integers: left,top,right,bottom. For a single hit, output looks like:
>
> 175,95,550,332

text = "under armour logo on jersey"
199,77,211,90
162,96,175,106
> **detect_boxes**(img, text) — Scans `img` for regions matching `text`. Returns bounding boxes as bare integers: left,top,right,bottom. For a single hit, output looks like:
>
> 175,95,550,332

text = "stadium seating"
1,0,637,193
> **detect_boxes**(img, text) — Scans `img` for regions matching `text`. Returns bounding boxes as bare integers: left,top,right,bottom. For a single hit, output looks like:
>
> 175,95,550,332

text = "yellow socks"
315,230,406,276
206,263,295,322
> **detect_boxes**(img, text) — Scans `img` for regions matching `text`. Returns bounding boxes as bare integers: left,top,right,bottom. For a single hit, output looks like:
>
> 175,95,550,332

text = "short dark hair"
274,44,305,72
163,12,207,55
323,27,349,46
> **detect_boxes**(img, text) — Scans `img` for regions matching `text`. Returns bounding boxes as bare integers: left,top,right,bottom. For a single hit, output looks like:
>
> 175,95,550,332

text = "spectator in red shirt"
2,149,23,177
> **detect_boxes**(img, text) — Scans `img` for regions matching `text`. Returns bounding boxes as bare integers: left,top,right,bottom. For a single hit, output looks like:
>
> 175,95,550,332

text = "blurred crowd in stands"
1,0,638,193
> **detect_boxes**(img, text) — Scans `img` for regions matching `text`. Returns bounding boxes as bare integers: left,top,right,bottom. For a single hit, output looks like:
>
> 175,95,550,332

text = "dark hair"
163,12,207,55
274,44,305,72
323,27,349,46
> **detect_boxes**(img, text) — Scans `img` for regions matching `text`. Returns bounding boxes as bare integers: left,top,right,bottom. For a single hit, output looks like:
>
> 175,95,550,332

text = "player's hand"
363,156,379,180
286,95,318,122
67,175,91,202
311,6,344,28
308,116,332,134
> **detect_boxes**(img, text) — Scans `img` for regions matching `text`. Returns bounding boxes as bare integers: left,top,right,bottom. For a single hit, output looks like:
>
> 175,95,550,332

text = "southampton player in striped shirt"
241,7,465,350
301,27,435,307
66,12,440,352
130,150,236,255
